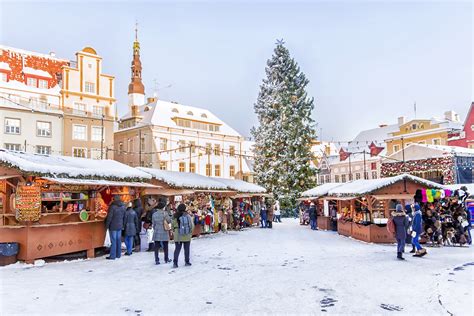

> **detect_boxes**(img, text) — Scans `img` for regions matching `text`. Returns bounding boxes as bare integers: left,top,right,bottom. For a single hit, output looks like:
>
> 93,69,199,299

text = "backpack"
179,215,192,236
386,217,395,236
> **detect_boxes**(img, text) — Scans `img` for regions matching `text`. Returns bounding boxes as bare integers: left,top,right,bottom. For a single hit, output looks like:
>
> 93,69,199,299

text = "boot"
419,248,427,257
410,247,416,253
397,252,405,260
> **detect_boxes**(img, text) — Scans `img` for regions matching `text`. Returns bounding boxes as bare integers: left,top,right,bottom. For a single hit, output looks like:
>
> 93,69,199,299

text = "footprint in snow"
320,297,338,309
463,262,474,267
453,266,464,271
380,303,403,311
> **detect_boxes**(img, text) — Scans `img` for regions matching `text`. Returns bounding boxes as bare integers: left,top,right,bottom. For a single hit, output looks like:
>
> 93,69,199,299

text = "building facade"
448,103,474,149
61,47,115,159
0,45,68,155
114,32,251,180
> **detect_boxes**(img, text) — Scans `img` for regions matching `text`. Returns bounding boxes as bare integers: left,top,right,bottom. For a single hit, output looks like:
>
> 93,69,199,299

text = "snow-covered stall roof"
137,168,228,190
327,174,445,197
212,178,266,194
301,183,344,198
0,149,151,181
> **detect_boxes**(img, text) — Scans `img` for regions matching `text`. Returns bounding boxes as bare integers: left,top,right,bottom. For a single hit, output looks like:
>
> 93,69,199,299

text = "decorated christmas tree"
251,40,317,207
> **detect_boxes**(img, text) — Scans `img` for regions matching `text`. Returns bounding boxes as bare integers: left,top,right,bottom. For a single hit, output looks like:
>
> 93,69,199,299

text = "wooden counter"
369,224,395,243
317,216,332,231
351,223,371,243
337,220,352,237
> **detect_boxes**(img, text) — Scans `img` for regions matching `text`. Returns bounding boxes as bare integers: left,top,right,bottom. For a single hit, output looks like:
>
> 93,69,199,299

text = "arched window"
172,108,179,113
187,111,193,116
201,113,207,118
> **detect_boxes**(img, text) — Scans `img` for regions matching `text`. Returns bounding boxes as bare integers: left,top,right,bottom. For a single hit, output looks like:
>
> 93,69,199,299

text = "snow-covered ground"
1,219,473,315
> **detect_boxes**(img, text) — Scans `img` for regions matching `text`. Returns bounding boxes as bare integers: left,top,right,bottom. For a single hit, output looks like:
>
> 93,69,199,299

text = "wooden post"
86,248,95,259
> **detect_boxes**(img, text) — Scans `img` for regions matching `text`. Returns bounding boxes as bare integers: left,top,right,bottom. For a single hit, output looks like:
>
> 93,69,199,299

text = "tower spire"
128,22,145,107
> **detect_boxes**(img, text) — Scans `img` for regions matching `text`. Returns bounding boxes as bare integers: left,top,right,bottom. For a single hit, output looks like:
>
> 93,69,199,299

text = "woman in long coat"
152,201,172,265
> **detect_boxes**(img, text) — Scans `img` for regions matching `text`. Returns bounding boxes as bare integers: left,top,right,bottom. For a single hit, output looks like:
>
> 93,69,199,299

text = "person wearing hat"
411,204,427,257
105,195,126,260
123,201,139,256
309,202,317,230
172,203,195,268
152,200,172,264
392,204,409,260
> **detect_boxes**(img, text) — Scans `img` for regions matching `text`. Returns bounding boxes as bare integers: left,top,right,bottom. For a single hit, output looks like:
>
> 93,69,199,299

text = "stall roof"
137,168,228,190
327,174,445,197
301,183,345,198
211,177,266,194
40,177,158,188
0,150,151,181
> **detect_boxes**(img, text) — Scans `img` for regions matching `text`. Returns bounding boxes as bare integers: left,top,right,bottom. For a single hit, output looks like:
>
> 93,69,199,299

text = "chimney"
397,116,406,126
379,124,387,128
444,111,459,121
131,105,139,117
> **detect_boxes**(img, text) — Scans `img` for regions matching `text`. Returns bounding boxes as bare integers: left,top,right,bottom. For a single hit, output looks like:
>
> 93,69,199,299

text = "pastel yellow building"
385,112,462,155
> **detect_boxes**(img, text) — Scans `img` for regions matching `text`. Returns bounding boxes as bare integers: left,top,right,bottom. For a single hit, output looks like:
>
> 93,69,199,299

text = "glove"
411,231,417,238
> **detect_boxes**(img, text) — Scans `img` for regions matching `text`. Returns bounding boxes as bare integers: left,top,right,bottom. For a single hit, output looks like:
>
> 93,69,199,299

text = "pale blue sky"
1,0,472,140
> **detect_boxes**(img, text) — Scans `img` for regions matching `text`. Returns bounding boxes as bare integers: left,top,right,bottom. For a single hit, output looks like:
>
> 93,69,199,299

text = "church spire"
128,22,145,97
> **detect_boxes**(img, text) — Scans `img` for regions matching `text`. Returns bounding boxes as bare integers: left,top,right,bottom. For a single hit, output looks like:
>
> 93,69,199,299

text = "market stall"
325,174,445,243
0,150,155,263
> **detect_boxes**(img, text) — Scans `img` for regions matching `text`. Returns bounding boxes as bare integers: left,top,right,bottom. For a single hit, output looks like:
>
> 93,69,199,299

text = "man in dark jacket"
393,204,409,260
133,198,144,252
309,203,317,230
105,195,126,260
123,202,139,256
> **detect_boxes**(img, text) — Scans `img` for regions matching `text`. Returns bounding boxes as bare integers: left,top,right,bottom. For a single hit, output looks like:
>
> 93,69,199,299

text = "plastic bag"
103,229,111,247
147,228,154,244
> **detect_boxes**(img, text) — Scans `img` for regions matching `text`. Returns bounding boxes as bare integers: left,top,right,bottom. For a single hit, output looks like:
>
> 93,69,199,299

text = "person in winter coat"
105,195,126,260
144,198,160,252
412,204,427,257
133,198,144,252
172,204,195,268
309,203,317,230
274,201,282,222
260,205,267,228
152,200,172,265
404,204,415,253
123,202,139,256
220,208,228,233
392,204,409,260
267,205,274,228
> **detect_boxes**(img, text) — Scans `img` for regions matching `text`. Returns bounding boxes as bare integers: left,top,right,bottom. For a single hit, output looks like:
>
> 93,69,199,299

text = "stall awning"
41,177,159,188
142,188,195,196
372,194,414,200
322,196,356,201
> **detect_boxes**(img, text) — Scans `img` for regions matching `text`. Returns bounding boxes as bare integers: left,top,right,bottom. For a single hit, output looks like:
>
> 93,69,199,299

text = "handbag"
163,219,171,231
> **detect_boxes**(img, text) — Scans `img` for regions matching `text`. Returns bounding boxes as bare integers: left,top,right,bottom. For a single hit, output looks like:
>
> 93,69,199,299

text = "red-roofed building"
448,102,474,149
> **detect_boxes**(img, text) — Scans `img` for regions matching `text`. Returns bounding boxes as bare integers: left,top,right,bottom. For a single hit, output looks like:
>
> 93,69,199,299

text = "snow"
0,61,11,71
0,44,69,62
384,144,474,162
445,184,474,195
0,78,61,95
1,219,472,315
40,177,158,188
328,174,446,197
211,177,266,194
22,67,52,79
301,182,344,198
0,149,151,180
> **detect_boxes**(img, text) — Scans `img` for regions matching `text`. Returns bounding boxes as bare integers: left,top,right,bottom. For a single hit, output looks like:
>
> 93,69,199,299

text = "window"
349,174,353,181
471,125,474,132
90,148,102,160
214,144,221,156
73,125,87,140
364,171,369,180
215,164,221,177
92,106,103,118
341,175,347,183
140,137,145,151
372,171,378,179
189,141,196,153
335,175,340,183
38,79,48,89
73,147,87,158
418,141,426,144
160,138,167,151
319,175,325,184
178,140,186,153
118,142,124,154
189,163,196,173
325,175,330,183
5,118,20,134
85,81,95,93
229,146,235,157
371,162,377,170
179,162,186,172
201,113,207,118
205,143,212,155
0,73,7,82
355,173,361,180
206,164,212,176
393,145,400,152
4,143,21,151
172,108,179,113
159,161,167,170
432,138,441,145
26,77,37,87
90,126,103,142
73,102,86,115
36,121,51,137
411,123,417,130
187,111,193,116
229,165,235,177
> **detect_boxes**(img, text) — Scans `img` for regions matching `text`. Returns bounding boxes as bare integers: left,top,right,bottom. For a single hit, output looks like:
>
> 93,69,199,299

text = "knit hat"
177,203,187,213
414,204,421,212
396,204,403,212
157,201,166,209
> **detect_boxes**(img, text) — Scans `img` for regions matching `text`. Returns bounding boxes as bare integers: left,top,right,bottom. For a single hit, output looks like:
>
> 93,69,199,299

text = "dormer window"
201,113,207,118
172,108,179,113
187,111,193,116
412,123,417,130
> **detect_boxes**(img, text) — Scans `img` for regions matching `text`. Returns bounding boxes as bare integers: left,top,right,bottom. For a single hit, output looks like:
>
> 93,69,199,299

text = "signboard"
15,183,41,221
467,201,474,225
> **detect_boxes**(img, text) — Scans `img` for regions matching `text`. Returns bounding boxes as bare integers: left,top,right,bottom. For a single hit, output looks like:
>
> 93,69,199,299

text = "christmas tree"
252,40,317,207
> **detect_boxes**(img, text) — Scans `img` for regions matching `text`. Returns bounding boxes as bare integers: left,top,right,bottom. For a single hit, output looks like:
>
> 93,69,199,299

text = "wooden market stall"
324,174,445,243
0,150,156,263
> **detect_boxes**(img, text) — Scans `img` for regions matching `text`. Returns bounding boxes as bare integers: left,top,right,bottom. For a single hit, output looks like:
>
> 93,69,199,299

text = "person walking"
144,197,159,252
267,204,274,228
274,200,282,222
260,205,267,228
123,202,139,256
105,195,126,260
412,204,427,257
172,204,194,268
392,204,409,260
152,200,172,265
221,208,228,233
405,204,415,253
309,203,317,230
133,198,144,252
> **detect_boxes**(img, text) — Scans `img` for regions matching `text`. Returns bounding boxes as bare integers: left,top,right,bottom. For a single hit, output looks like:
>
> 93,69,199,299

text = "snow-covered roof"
212,177,266,194
0,79,61,96
242,140,255,156
301,183,344,198
0,62,11,71
23,67,52,78
383,144,474,162
0,149,151,181
119,99,242,138
0,45,69,62
137,167,228,190
41,177,157,188
327,174,445,197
